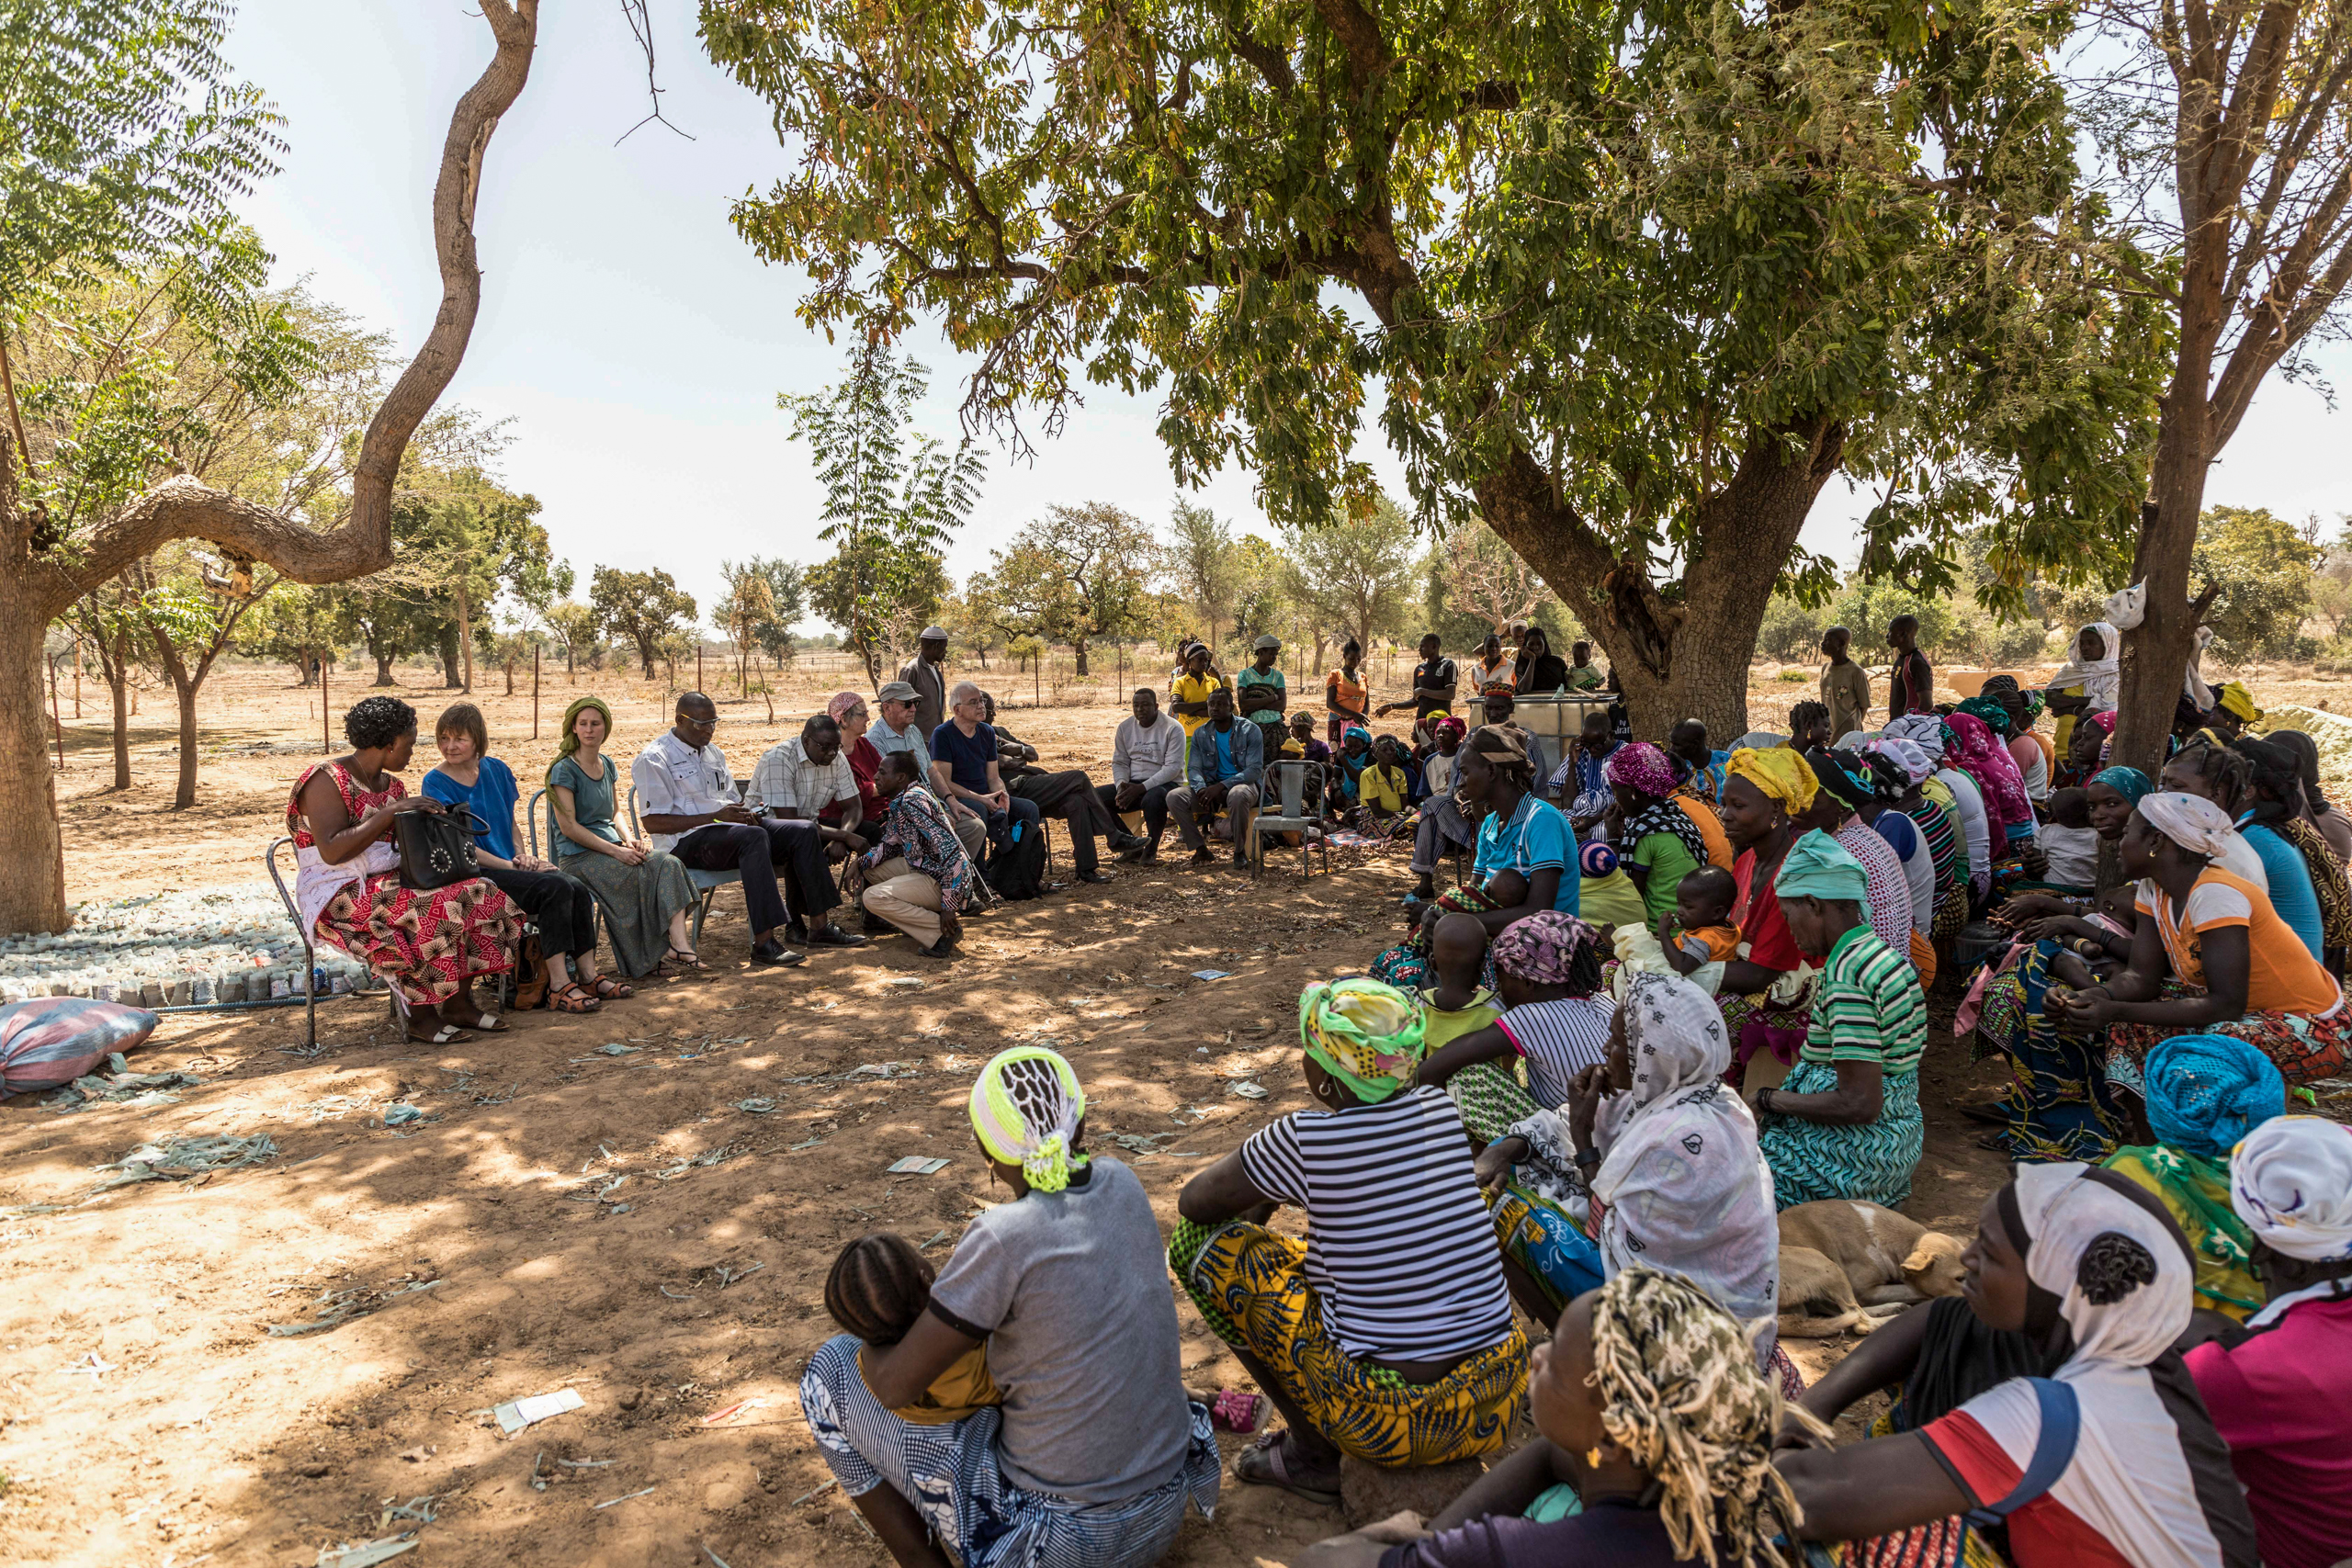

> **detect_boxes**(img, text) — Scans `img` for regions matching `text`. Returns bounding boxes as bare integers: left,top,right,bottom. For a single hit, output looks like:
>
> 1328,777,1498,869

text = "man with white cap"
897,626,951,738
874,679,984,861
2186,1114,2352,1568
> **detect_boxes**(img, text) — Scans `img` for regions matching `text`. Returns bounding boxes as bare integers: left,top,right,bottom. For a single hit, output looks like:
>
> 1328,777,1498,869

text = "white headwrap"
2049,622,2121,710
2231,1114,2352,1265
1591,973,1781,1361
2011,1162,2194,1367
1865,737,1934,787
2136,792,2239,862
1883,713,1947,761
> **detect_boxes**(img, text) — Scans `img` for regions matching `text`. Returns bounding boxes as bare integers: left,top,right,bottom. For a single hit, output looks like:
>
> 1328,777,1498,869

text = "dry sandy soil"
0,649,2336,1568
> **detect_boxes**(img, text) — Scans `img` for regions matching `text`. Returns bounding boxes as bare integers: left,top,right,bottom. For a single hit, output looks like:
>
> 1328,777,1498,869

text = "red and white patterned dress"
288,762,522,1008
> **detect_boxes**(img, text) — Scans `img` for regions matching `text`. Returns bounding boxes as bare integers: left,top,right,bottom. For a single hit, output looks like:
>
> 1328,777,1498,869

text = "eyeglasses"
681,714,719,729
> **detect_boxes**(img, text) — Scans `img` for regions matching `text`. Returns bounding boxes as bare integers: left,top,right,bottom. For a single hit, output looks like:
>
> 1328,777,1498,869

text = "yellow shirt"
1360,762,1409,813
1170,673,1225,737
1419,988,1501,1053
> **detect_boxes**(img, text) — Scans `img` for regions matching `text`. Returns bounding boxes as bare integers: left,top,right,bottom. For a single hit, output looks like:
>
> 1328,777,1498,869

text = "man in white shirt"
874,680,984,860
1096,686,1187,863
634,693,867,964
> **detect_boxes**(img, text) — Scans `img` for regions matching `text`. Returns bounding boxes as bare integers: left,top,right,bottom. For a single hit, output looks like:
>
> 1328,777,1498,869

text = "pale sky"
227,2,2351,628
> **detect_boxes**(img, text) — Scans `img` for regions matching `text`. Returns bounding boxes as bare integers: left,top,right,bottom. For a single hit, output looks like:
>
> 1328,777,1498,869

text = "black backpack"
982,817,1047,901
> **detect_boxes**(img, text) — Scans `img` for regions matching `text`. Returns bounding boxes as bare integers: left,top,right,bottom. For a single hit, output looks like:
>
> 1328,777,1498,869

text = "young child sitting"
1658,866,1740,982
2037,785,2100,891
1288,710,1332,765
1357,735,1415,829
825,1232,1000,1424
1419,911,1501,1051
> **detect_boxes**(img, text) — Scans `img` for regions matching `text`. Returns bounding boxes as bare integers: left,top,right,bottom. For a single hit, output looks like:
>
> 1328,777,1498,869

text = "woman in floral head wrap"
1605,740,1710,926
1170,978,1529,1503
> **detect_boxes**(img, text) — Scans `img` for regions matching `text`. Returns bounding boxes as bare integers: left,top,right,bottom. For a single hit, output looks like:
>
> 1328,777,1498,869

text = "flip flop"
1234,1429,1340,1506
1208,1390,1267,1433
409,1022,475,1045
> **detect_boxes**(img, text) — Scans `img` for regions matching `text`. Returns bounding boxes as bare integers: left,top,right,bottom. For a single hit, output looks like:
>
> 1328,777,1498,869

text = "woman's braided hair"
2169,740,2250,815
345,695,417,751
1589,1269,1819,1567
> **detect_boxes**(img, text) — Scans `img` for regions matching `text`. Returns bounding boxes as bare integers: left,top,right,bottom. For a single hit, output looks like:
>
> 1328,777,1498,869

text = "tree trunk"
635,633,657,680
502,657,514,696
1072,637,1090,676
1479,421,1843,740
456,581,473,694
105,663,130,790
171,675,199,808
0,611,69,931
439,624,462,688
374,650,396,685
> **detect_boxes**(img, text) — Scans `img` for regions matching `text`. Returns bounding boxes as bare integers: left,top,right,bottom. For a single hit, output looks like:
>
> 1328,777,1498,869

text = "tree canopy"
704,0,2166,733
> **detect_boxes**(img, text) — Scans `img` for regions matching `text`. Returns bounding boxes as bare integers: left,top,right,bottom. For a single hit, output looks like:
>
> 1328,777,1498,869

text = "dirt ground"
0,649,2327,1568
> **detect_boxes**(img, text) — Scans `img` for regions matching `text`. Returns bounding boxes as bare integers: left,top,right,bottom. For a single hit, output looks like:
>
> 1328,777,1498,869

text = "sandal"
407,1022,475,1045
664,947,707,972
1234,1429,1340,1506
549,981,602,1014
588,976,634,1000
1208,1390,1266,1433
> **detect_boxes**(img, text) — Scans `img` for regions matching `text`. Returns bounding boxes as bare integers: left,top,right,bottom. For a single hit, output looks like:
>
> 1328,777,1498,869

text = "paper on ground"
493,1386,584,1435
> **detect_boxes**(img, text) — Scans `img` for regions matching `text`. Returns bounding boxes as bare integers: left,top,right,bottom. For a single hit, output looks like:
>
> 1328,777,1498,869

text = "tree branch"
51,0,540,613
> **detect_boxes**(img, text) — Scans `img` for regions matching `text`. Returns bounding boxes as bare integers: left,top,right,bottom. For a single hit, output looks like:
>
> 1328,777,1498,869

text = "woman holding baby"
799,1046,1219,1568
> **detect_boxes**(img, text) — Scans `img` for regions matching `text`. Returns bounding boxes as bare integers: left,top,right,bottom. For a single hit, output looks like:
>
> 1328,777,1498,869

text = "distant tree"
782,346,982,683
743,556,806,671
232,581,344,687
544,600,597,678
2193,507,2322,660
1228,534,1289,658
981,502,1151,674
944,574,1004,669
592,566,696,680
1160,500,1243,658
1280,499,1422,658
717,559,777,694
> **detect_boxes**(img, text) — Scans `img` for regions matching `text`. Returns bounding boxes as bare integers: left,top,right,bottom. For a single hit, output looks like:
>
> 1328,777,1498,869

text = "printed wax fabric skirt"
558,848,696,978
1972,938,2126,1163
313,871,520,1008
2107,988,2352,1095
800,1335,1220,1568
1169,1219,1526,1467
1758,1061,1925,1210
1372,885,1502,994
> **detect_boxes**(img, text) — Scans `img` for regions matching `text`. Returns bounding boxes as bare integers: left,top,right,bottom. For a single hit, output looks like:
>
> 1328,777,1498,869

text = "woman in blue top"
423,703,623,1014
1462,725,1581,929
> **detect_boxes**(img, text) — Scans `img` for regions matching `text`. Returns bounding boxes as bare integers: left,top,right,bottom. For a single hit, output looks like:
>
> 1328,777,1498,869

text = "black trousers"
1012,769,1121,871
1094,781,1171,849
479,863,596,960
672,819,837,939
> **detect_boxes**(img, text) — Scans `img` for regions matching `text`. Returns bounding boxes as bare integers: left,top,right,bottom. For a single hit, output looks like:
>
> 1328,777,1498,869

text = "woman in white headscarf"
1475,971,1786,1382
2186,1116,2352,1568
1780,1163,2260,1568
2046,622,2121,757
2046,793,2350,1101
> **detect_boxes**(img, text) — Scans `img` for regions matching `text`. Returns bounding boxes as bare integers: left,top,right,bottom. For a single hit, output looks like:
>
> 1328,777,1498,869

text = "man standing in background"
897,626,950,737
1820,625,1871,739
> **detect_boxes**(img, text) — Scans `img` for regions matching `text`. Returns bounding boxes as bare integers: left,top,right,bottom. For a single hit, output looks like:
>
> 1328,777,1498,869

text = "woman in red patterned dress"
288,696,525,1044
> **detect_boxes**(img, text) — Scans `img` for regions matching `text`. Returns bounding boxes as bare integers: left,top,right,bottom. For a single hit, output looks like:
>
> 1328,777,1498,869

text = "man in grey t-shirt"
925,1157,1194,1505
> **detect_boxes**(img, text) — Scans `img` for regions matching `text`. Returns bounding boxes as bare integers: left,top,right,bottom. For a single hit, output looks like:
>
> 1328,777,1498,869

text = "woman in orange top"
1323,639,1371,745
2048,791,2349,1099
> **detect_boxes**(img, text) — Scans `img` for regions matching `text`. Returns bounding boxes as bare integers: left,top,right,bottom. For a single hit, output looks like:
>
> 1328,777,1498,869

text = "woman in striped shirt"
1752,831,1928,1210
1170,978,1528,1506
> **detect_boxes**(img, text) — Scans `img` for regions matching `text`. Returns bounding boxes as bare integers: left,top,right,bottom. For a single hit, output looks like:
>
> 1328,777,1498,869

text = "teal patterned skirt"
1758,1060,1925,1210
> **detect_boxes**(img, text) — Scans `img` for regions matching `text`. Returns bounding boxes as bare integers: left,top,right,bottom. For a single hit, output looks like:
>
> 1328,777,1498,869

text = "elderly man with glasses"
633,692,867,966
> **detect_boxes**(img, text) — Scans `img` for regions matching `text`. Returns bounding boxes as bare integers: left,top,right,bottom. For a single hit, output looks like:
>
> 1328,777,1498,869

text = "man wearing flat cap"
875,677,984,859
897,626,951,738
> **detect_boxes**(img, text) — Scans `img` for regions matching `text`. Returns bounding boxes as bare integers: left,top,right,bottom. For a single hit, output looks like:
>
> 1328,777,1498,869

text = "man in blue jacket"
1169,685,1263,867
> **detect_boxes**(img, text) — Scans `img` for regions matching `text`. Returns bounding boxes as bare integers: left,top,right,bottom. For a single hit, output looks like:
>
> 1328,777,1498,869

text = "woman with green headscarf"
546,694,699,977
1170,978,1530,1506
802,1045,1221,1568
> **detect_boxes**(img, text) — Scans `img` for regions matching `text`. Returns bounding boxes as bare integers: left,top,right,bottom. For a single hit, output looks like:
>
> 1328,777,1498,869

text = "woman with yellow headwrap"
1714,747,1823,1085
801,1045,1222,1568
1170,978,1530,1505
544,694,700,977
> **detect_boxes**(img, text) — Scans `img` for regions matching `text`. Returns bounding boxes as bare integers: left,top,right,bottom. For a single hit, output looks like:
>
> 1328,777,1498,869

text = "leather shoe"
1108,831,1149,855
804,922,869,947
751,941,806,967
1075,868,1113,884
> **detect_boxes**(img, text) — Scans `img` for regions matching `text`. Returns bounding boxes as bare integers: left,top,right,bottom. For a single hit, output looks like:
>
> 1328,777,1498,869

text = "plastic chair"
626,785,742,947
1251,761,1330,880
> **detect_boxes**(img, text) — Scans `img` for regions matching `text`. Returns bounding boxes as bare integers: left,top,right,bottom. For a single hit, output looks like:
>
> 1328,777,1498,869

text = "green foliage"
1778,669,1809,683
704,0,2165,685
782,344,981,681
590,565,697,681
2193,506,2322,660
978,502,1151,671
232,580,341,675
543,600,598,673
1279,498,1424,656
1158,500,1246,655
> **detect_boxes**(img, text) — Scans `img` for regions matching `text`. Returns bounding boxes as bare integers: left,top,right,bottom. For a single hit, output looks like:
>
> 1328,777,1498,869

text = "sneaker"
751,941,806,967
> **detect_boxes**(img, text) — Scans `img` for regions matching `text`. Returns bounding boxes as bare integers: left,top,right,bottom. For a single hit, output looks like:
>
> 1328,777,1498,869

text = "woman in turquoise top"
547,695,700,979
1460,724,1580,924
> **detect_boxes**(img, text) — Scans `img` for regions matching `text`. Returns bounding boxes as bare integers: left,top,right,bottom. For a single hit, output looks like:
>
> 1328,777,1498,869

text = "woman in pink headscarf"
1946,712,2035,852
826,691,888,852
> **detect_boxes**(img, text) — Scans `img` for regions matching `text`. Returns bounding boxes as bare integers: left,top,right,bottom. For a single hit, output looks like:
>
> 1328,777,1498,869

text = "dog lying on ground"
1776,1200,1968,1338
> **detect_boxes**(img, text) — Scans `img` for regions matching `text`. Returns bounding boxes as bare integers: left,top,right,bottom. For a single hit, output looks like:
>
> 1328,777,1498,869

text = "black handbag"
392,805,485,891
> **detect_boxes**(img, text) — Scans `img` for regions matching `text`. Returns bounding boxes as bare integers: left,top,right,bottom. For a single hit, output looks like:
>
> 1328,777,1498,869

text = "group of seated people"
804,983,2351,1568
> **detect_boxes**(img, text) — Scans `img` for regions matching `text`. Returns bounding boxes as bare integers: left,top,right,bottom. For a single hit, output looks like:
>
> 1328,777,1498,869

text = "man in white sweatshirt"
1097,686,1188,863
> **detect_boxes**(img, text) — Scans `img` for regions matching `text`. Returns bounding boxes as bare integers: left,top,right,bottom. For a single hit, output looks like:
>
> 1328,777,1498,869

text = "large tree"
0,0,537,931
981,502,1151,674
2072,0,2352,771
704,0,2162,738
1281,499,1423,658
591,564,697,680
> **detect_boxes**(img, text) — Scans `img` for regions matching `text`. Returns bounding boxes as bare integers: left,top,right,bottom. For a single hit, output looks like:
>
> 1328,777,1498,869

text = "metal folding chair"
626,786,741,947
263,837,320,1049
1251,761,1331,880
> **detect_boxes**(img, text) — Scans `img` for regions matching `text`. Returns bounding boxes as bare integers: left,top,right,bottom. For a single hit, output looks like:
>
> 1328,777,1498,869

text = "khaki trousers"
861,856,944,946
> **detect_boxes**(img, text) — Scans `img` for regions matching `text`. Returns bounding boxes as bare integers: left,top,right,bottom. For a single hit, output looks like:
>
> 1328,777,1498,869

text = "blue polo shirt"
1475,792,1580,916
